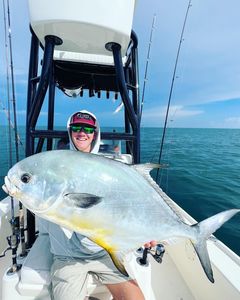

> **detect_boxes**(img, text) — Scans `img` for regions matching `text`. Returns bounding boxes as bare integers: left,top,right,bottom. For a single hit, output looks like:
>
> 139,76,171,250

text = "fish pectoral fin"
64,193,102,208
61,226,74,239
108,250,129,277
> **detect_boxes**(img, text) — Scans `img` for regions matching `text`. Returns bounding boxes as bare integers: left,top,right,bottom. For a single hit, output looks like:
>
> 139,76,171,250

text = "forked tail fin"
191,209,240,283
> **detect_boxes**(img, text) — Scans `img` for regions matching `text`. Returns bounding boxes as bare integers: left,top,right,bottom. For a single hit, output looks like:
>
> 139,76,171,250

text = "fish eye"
21,173,31,184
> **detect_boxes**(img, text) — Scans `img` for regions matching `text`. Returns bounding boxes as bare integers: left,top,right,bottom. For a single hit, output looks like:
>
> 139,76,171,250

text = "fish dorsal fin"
131,163,162,177
131,163,163,190
64,193,102,209
132,163,185,221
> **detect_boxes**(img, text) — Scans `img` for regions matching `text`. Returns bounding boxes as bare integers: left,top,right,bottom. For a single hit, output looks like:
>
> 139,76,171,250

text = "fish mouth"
2,176,19,197
2,175,58,215
2,183,9,195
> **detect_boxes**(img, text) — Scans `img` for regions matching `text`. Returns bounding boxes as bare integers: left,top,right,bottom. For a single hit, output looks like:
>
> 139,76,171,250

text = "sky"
1,0,240,128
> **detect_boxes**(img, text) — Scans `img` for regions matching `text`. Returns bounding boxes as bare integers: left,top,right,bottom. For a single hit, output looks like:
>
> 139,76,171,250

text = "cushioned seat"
20,234,53,286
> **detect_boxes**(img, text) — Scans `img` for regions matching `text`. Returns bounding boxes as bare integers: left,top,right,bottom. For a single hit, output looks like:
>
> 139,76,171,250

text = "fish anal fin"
91,236,129,277
191,240,214,283
108,250,129,277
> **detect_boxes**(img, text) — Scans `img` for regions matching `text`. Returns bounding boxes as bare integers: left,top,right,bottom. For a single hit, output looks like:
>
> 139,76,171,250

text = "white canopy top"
28,0,136,64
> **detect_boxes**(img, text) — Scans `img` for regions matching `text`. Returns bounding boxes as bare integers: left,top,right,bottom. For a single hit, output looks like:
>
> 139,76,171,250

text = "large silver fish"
2,150,240,282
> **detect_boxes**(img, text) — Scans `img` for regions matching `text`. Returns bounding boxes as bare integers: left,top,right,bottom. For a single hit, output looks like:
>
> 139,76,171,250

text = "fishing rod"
7,0,27,259
2,0,19,273
1,0,26,273
2,0,12,168
6,0,20,162
140,14,157,121
156,0,192,182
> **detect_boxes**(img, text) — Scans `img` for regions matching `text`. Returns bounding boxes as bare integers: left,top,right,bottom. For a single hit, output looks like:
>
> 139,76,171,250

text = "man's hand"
144,240,157,248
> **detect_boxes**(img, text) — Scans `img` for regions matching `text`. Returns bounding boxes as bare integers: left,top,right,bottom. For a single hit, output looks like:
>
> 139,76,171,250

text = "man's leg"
106,280,145,300
51,257,89,300
88,256,145,300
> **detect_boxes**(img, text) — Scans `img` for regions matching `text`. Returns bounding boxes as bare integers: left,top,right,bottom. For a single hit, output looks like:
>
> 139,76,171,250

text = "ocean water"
1,126,240,255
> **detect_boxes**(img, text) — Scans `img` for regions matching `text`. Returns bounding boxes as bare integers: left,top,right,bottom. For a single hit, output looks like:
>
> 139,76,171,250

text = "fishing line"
140,14,157,121
157,107,180,190
156,0,193,183
0,101,24,147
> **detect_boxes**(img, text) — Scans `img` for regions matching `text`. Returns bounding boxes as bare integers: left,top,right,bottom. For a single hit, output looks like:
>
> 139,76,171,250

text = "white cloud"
143,105,203,120
136,0,240,110
224,117,240,128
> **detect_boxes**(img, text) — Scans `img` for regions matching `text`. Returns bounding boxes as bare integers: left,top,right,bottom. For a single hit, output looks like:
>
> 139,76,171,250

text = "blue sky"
1,0,240,128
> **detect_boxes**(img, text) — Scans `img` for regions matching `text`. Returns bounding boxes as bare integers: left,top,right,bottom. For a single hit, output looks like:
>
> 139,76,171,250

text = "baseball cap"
70,112,96,127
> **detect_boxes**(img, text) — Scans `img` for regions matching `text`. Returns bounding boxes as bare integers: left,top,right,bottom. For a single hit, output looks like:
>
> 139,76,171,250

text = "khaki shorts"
51,255,130,300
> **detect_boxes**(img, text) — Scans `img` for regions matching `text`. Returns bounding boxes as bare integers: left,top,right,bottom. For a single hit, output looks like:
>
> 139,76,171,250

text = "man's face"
71,124,95,153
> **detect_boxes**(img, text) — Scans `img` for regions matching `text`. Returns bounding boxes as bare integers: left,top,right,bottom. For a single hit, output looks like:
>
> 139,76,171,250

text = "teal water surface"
141,128,240,256
1,126,240,255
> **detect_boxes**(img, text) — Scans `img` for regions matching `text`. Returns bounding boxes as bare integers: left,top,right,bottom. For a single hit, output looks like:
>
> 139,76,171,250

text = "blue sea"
1,126,240,256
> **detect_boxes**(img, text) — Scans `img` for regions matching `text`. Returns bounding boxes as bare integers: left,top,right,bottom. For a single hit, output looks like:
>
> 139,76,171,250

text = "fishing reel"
0,216,20,259
136,243,165,266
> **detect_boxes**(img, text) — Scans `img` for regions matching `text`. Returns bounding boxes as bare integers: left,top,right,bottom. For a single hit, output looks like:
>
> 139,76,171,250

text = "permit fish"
2,150,240,283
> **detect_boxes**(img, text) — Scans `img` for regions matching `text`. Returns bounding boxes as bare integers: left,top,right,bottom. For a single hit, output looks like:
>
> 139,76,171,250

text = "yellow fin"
108,250,129,277
91,236,129,277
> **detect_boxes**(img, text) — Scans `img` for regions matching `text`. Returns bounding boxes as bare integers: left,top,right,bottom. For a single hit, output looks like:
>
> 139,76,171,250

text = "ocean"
1,126,240,256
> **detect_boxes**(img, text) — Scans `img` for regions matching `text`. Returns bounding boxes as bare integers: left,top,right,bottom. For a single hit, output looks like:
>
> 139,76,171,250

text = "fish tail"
191,209,240,283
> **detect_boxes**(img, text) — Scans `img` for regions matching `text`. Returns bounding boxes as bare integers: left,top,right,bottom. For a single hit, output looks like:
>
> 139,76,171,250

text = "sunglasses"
71,125,95,134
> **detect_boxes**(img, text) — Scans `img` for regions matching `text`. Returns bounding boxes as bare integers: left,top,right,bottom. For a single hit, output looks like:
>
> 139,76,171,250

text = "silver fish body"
3,150,240,282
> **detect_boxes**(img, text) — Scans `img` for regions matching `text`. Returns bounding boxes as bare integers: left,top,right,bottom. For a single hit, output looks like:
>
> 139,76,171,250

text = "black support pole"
25,34,62,248
105,41,140,162
106,42,138,131
28,35,62,129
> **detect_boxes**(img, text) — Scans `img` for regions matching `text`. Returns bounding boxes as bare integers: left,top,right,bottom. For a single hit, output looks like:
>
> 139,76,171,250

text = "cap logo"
75,113,93,121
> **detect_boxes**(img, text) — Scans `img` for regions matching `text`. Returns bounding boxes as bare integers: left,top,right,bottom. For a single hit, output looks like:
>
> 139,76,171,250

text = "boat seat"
18,222,111,298
20,234,53,287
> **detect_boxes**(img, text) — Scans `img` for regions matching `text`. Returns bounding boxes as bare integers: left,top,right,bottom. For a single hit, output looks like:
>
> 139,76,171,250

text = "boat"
1,1,240,299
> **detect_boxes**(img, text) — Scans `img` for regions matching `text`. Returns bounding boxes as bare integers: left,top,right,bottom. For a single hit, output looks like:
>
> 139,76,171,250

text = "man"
49,110,146,300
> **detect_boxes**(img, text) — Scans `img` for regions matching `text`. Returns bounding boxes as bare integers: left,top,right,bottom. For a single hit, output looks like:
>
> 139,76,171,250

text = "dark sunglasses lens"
84,127,95,134
71,125,81,132
71,125,94,134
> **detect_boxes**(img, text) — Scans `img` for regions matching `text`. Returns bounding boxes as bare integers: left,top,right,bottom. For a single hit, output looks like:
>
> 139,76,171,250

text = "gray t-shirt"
47,221,106,259
48,110,105,259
